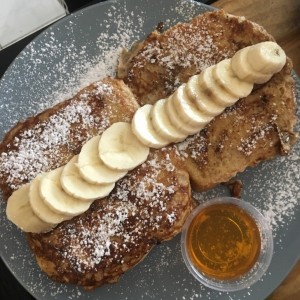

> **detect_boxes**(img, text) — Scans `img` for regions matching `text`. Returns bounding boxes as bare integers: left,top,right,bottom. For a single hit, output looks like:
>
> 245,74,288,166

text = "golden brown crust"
176,60,297,191
118,10,274,105
118,9,298,192
27,148,192,289
0,78,139,199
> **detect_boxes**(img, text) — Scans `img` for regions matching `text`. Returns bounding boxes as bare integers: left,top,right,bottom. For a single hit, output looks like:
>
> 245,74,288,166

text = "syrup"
186,203,261,280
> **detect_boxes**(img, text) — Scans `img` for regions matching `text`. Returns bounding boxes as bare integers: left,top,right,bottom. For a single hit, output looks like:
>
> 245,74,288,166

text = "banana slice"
132,105,170,148
29,175,70,225
40,167,93,216
247,41,286,74
231,47,272,84
151,99,187,143
100,121,150,169
213,59,253,99
185,75,225,116
172,84,213,128
198,65,238,108
165,96,201,136
61,155,115,201
6,184,54,233
78,135,127,185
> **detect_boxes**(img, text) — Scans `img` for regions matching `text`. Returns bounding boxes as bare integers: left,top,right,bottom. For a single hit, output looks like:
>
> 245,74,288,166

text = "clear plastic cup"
181,197,273,292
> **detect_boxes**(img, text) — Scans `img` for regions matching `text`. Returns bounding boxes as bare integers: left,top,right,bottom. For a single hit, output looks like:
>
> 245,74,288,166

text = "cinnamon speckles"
33,148,190,277
0,79,133,193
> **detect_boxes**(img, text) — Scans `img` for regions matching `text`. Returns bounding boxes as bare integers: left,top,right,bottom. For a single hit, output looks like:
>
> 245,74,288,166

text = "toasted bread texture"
118,9,298,191
177,61,297,191
28,148,192,289
0,78,139,200
118,10,274,106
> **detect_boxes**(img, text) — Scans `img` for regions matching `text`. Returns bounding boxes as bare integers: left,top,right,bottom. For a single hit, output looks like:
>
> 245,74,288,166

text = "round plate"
0,0,299,299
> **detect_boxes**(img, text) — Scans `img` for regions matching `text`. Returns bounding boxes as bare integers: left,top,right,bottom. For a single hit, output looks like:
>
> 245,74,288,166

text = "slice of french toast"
118,9,298,191
118,10,275,106
27,147,192,289
177,61,297,191
0,78,139,200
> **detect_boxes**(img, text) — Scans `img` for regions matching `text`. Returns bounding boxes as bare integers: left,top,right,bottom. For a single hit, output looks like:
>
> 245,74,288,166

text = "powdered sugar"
0,1,299,300
46,148,185,275
0,79,124,192
60,203,133,271
237,123,275,156
0,101,93,189
0,3,147,136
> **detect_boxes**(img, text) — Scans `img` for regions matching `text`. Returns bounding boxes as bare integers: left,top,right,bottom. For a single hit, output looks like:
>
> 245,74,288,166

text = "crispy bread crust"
27,148,192,289
177,61,297,191
118,9,298,191
118,10,274,105
0,78,139,199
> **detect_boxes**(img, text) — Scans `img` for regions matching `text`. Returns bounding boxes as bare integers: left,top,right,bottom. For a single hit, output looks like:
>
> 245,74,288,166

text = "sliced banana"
231,46,272,84
29,175,71,225
165,96,201,136
247,41,286,74
185,75,225,116
40,167,93,216
132,105,170,148
61,155,115,201
213,59,253,99
7,42,289,234
100,121,150,169
171,84,212,128
151,99,187,143
198,66,238,108
6,184,54,233
78,135,127,185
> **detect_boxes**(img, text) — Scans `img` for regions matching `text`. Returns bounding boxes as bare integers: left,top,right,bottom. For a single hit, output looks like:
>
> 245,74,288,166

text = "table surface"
0,0,299,299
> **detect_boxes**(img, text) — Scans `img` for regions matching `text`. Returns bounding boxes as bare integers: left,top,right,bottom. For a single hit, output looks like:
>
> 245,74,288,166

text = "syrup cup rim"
181,196,274,292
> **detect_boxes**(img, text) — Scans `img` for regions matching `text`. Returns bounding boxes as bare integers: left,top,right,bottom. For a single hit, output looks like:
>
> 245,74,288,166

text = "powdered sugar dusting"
0,80,121,192
42,148,185,276
60,202,135,271
41,7,143,108
1,102,92,189
0,3,146,137
177,131,208,160
192,73,300,236
0,1,299,300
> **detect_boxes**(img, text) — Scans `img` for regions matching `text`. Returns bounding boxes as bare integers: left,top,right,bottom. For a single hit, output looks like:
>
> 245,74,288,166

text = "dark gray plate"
0,0,299,299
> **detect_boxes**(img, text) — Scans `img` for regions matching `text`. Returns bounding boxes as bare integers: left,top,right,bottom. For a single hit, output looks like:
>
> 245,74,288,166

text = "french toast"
118,10,275,106
118,9,298,191
177,60,297,191
0,77,193,289
0,78,139,200
27,148,192,289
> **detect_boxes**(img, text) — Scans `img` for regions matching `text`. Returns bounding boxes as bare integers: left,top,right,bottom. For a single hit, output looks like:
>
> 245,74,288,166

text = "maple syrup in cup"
181,197,273,292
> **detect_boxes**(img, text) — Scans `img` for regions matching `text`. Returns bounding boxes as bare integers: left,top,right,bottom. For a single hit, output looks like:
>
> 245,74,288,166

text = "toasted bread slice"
177,61,297,191
0,78,139,200
118,9,298,191
27,147,192,289
118,10,275,106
